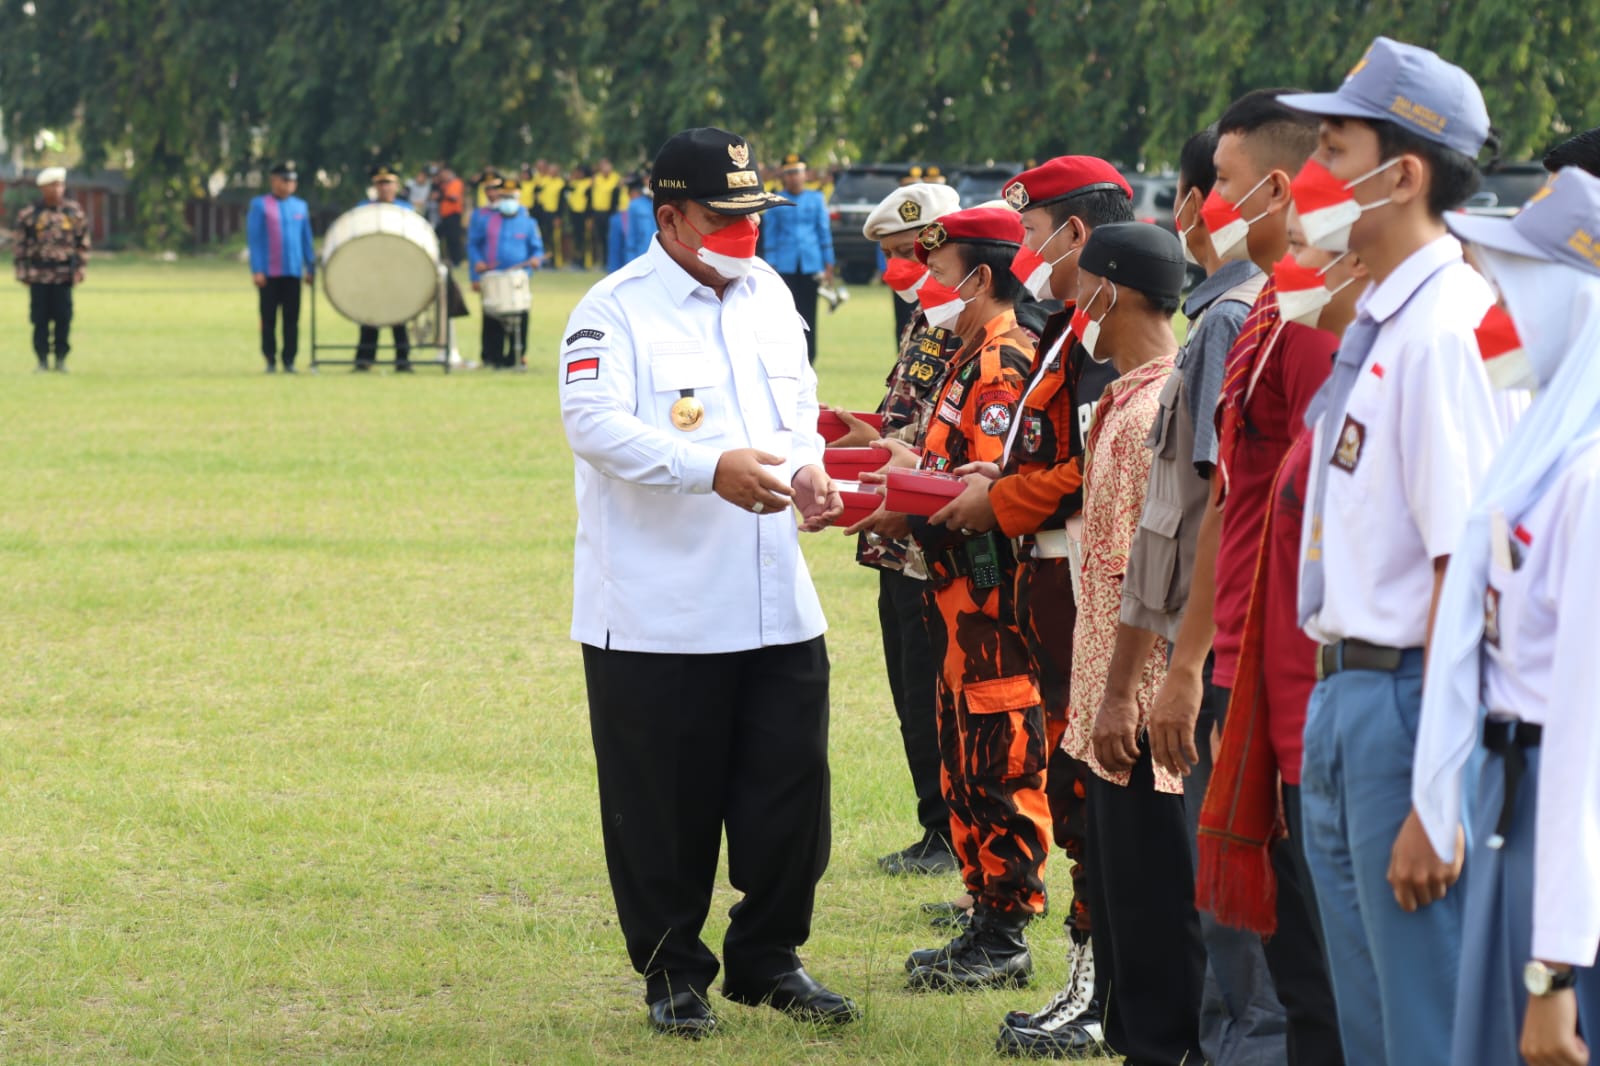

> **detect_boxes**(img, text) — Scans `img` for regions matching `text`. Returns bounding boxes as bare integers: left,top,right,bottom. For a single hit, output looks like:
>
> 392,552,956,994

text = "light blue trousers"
1300,652,1462,1066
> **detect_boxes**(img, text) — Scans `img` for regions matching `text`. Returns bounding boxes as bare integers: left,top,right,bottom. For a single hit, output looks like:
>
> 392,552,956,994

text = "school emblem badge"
898,199,922,224
918,222,947,251
1331,414,1366,473
1483,586,1501,648
1004,182,1029,211
728,141,750,168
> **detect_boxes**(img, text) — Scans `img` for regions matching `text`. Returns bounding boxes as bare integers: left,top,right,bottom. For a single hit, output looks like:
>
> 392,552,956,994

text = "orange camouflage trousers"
1016,554,1093,934
925,570,1051,917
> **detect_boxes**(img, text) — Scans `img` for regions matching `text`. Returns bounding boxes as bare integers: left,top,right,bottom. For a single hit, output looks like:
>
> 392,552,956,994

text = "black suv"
829,164,919,284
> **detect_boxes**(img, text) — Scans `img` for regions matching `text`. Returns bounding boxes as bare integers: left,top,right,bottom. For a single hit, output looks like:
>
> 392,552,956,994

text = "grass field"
0,256,1110,1064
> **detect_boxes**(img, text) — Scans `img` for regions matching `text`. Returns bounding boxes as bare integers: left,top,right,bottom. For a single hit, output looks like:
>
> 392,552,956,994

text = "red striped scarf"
1215,279,1281,503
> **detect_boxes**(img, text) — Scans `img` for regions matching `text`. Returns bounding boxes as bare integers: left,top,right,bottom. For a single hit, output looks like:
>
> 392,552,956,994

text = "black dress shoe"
647,990,717,1038
879,836,959,875
722,967,861,1025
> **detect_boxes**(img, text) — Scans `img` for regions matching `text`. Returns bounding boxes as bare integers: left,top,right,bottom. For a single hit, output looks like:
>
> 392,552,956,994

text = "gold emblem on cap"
898,200,921,224
728,142,750,168
671,395,706,432
918,222,948,251
727,170,759,189
1346,45,1372,81
1004,182,1030,211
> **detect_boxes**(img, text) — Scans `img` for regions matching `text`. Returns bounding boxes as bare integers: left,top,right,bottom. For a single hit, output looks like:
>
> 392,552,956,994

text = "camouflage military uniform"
14,198,89,369
913,307,1051,918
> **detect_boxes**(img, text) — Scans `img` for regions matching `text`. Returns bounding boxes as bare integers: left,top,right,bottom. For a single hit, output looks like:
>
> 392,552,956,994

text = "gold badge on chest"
671,392,706,431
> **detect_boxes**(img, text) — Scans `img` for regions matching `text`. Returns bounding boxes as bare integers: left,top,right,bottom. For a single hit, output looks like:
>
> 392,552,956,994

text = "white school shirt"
1300,235,1503,647
1479,435,1600,966
559,237,827,654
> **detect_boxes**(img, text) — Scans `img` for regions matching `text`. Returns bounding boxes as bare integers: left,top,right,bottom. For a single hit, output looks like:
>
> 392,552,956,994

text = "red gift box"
823,447,892,483
885,468,966,516
818,409,884,444
835,480,884,526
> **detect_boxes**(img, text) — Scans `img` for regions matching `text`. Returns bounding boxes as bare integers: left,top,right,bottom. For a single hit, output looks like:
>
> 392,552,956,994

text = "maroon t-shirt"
1263,432,1318,783
1212,322,1336,689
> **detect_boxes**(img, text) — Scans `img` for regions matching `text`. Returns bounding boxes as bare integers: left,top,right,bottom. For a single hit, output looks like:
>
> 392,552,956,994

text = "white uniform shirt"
1300,235,1503,647
559,238,827,654
1478,436,1600,965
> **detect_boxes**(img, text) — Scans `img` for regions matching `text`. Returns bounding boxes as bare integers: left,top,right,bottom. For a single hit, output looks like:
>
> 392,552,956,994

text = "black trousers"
436,215,464,266
258,276,302,368
355,325,411,368
877,569,949,844
1084,748,1206,1065
590,210,611,268
30,282,72,363
584,637,832,1003
781,272,820,363
1201,685,1344,1066
481,311,528,368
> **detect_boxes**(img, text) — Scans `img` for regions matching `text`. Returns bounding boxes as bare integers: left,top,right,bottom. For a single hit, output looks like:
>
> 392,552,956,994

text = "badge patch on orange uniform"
980,403,1012,437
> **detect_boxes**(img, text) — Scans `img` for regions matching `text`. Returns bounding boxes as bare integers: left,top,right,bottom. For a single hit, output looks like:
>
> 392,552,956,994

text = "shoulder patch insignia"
566,328,605,345
565,356,600,383
979,403,1013,437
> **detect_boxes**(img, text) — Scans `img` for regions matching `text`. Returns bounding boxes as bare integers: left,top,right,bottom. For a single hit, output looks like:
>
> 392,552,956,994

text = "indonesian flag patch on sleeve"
565,355,600,383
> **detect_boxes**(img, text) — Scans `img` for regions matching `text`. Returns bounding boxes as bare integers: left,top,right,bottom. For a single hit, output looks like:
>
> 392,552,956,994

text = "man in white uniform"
559,127,851,1039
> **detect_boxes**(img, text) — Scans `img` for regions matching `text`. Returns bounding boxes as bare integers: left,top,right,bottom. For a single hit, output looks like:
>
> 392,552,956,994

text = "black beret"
1080,222,1186,303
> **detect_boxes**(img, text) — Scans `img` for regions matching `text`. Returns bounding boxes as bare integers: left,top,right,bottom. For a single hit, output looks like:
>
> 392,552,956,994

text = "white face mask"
920,266,979,331
1203,173,1273,263
1174,189,1201,268
495,198,519,217
1294,158,1402,254
1077,282,1118,363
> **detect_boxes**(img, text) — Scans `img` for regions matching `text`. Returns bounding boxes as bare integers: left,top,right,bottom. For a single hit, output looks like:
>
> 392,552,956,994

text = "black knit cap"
1080,222,1187,303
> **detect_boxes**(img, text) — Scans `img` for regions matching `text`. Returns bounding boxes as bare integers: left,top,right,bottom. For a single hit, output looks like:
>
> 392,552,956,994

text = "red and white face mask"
1200,174,1271,263
917,266,978,330
883,258,929,303
1289,158,1399,254
677,214,760,279
1474,305,1533,390
1272,251,1352,328
1009,219,1078,301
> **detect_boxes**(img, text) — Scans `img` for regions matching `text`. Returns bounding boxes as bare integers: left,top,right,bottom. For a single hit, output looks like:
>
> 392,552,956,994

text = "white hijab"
1413,247,1600,861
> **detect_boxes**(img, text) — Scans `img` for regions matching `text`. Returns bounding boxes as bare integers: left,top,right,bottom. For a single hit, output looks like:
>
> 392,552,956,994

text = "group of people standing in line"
558,35,1600,1066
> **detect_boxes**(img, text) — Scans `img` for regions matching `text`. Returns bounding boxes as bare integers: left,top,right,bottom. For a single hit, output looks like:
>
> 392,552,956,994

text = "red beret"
914,206,1026,263
1003,156,1131,212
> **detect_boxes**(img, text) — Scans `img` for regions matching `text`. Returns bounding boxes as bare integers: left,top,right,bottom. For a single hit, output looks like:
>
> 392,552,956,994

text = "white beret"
36,167,66,186
862,182,961,240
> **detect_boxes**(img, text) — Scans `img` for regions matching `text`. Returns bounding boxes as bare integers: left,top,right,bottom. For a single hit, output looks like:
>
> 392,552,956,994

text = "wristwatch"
1524,960,1579,997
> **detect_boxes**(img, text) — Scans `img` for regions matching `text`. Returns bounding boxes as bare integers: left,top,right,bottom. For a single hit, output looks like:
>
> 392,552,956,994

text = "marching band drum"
321,203,442,327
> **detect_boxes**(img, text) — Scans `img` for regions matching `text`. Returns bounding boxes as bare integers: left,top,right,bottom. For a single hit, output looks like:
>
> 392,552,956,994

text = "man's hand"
792,464,843,532
855,438,921,484
1387,809,1464,912
471,281,481,293
74,269,85,285
930,473,998,532
713,448,793,515
1522,987,1588,1066
1148,665,1204,777
474,261,490,274
842,498,912,541
1092,691,1142,774
823,265,836,286
823,405,878,448
252,273,266,288
303,273,314,287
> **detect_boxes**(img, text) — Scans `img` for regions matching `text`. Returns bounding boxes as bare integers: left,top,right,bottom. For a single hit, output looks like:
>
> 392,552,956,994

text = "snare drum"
322,203,441,327
480,269,532,316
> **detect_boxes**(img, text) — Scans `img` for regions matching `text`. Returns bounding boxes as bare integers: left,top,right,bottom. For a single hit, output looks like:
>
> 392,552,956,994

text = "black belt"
1482,718,1543,850
1314,639,1413,680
